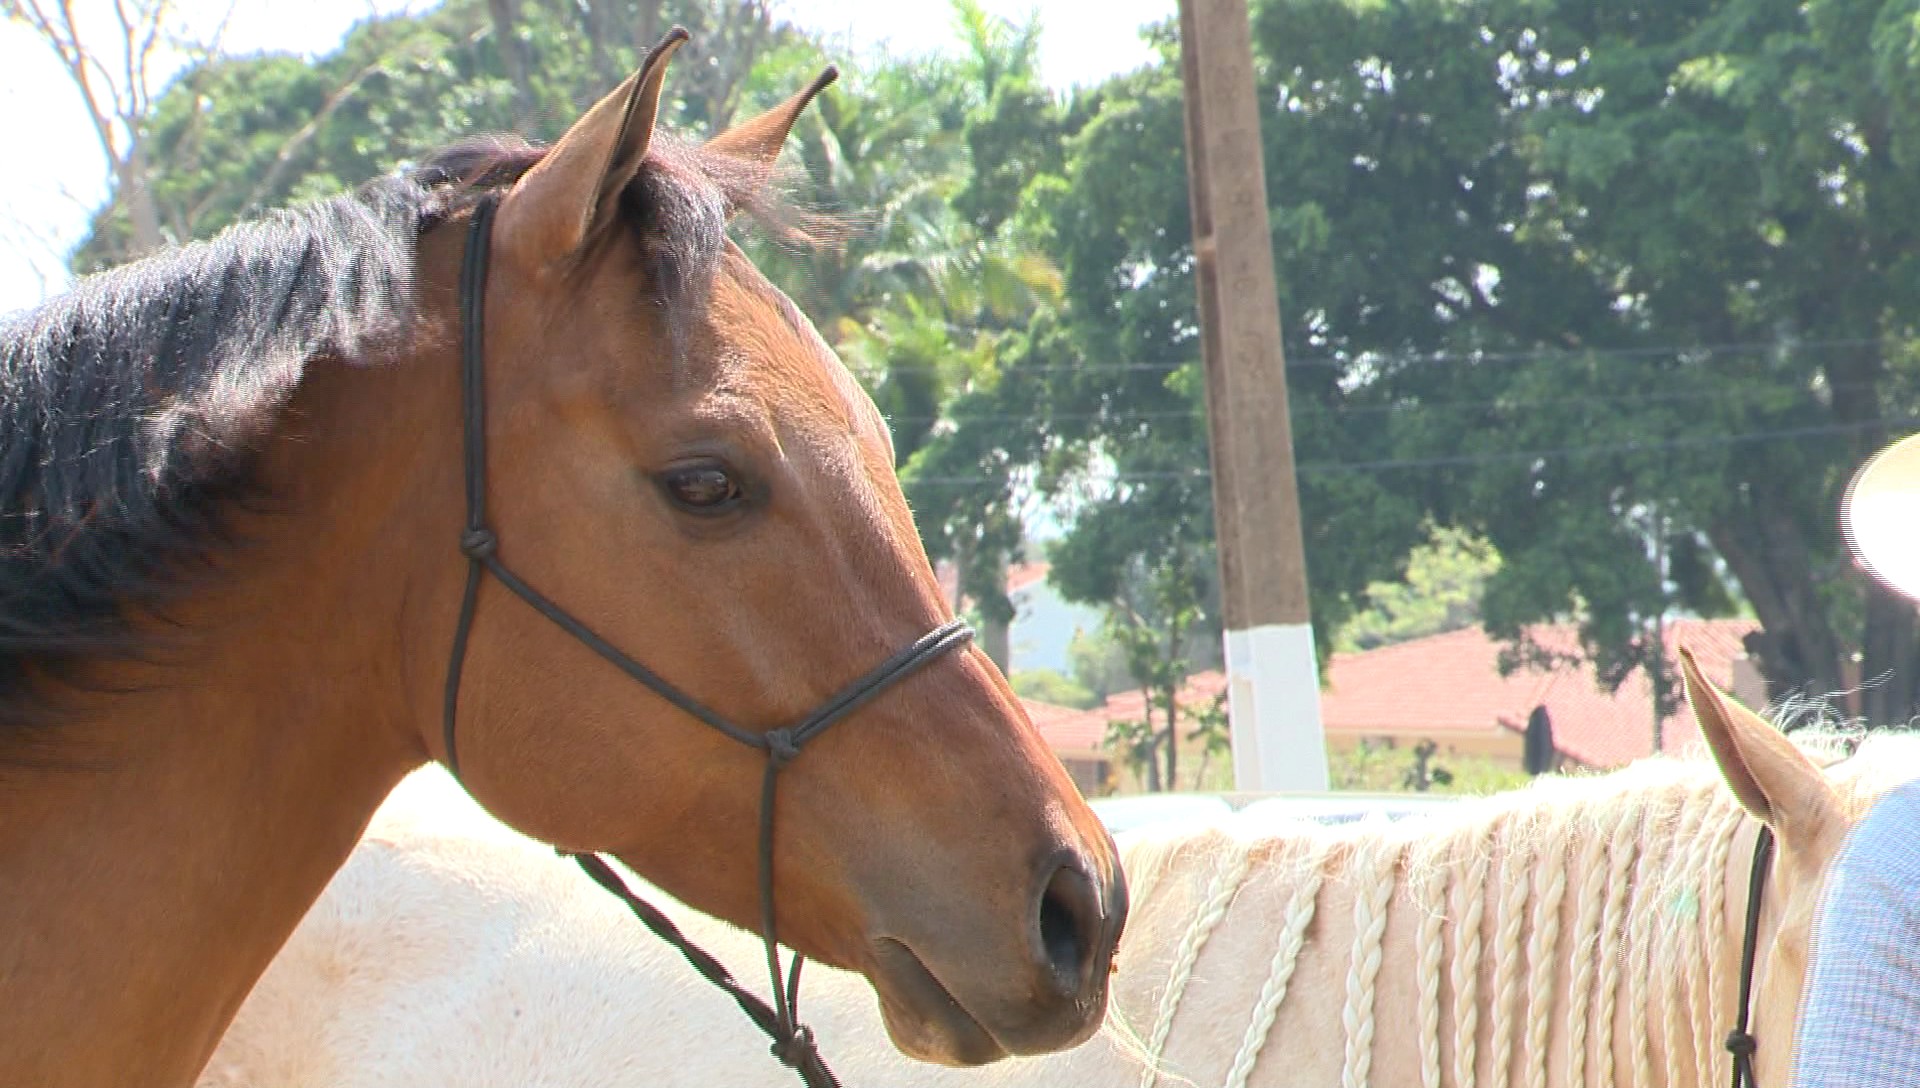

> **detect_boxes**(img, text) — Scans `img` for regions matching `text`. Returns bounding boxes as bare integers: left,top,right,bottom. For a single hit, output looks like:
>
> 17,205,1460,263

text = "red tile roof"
1100,672,1227,739
1018,619,1761,770
1320,618,1759,767
1020,697,1110,758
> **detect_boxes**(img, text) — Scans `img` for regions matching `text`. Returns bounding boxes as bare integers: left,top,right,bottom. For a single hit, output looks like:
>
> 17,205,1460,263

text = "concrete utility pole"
1175,0,1329,791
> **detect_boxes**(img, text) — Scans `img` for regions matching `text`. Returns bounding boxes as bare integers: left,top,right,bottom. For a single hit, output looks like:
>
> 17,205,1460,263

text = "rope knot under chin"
764,727,802,768
1725,1029,1758,1058
460,528,498,559
770,1025,818,1068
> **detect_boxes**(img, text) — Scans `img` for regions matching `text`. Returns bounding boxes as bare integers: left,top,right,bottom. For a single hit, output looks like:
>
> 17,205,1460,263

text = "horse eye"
661,464,743,513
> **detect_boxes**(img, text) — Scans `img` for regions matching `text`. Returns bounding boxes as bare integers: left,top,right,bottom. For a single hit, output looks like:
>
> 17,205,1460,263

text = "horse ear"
1679,646,1844,851
702,66,838,186
496,28,688,263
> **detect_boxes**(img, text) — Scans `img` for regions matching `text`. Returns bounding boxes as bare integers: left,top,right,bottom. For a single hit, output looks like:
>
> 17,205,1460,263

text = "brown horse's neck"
0,278,464,1086
0,689,418,1085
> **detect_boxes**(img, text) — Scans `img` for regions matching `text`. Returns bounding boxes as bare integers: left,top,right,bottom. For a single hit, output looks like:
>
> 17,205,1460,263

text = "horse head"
409,38,1126,1064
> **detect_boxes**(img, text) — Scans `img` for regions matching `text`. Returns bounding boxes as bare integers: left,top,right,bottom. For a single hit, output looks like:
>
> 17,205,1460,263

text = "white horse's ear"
1679,647,1845,854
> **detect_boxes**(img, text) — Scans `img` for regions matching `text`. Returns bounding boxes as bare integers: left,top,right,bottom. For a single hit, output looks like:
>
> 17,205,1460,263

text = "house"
1019,697,1113,794
1316,618,1764,770
1016,618,1766,787
1019,674,1225,795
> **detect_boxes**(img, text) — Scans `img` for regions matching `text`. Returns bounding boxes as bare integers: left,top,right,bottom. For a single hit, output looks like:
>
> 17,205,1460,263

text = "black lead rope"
441,194,974,1088
1726,824,1775,1088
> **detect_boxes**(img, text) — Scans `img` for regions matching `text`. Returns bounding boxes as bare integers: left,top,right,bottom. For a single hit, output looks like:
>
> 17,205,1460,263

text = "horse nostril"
1037,862,1100,995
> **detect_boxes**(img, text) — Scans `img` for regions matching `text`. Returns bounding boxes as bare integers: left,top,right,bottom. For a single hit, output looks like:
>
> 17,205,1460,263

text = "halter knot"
764,727,802,767
460,528,498,559
1725,1029,1757,1058
770,1025,818,1069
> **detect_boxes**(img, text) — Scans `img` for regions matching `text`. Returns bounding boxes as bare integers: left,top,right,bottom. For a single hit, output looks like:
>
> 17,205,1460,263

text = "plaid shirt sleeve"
1792,776,1920,1087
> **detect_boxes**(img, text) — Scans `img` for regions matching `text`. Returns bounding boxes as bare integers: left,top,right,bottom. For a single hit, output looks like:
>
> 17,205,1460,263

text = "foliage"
1336,525,1503,652
70,0,823,269
944,0,1920,726
1009,667,1099,709
1102,714,1161,790
1102,713,1237,794
1188,692,1232,789
1067,625,1134,702
1328,740,1533,796
1237,0,1920,722
1087,542,1212,792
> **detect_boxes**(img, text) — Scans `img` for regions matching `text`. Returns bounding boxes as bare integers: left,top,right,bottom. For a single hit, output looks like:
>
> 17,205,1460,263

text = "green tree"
1072,541,1211,792
1009,668,1099,709
1336,525,1502,652
69,0,817,266
953,0,1920,727
865,2,1085,661
1238,0,1920,721
1066,623,1131,698
929,50,1433,684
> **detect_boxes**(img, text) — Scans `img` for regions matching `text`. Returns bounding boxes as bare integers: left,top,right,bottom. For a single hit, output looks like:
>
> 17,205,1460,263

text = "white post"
1177,0,1330,792
1224,623,1328,791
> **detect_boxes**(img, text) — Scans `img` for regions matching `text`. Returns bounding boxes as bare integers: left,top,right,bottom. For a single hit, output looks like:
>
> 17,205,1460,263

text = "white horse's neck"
210,742,1920,1088
1112,765,1755,1088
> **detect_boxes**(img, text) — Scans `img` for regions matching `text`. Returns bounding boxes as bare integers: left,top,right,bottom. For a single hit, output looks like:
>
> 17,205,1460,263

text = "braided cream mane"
1113,735,1911,1088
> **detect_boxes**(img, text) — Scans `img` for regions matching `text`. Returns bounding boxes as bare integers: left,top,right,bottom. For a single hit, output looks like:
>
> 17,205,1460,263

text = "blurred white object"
1087,793,1234,834
1845,432,1920,600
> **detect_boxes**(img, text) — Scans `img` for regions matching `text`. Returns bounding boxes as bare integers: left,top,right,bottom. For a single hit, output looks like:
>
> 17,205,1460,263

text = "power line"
1299,417,1914,476
904,416,1917,488
884,377,1898,427
945,333,1884,376
1282,335,1882,371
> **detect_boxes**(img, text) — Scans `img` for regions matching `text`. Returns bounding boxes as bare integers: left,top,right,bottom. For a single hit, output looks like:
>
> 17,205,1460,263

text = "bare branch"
191,0,233,58
113,0,139,114
10,0,174,257
44,0,123,170
131,0,177,113
0,208,77,301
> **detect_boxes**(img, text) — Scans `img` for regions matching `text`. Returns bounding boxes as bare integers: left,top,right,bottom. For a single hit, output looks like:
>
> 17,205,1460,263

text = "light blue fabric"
1792,776,1920,1086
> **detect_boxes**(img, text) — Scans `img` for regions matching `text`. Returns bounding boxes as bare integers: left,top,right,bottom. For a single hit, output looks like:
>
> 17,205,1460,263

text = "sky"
0,0,1171,316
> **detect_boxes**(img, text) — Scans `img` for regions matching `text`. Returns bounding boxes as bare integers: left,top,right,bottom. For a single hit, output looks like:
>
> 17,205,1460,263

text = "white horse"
198,657,1901,1087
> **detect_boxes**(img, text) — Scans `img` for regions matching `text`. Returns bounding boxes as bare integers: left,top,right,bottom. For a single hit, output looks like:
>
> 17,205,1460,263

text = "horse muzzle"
865,851,1127,1065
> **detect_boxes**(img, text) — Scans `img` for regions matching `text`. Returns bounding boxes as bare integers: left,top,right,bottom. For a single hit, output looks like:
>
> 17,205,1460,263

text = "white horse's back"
203,722,1918,1088
199,769,1104,1087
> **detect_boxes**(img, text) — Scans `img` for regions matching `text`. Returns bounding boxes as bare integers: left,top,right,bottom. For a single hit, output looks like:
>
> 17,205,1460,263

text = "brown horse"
0,33,1124,1088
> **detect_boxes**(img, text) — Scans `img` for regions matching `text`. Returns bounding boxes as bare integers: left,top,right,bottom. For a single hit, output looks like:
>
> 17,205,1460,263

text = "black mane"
0,137,540,729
